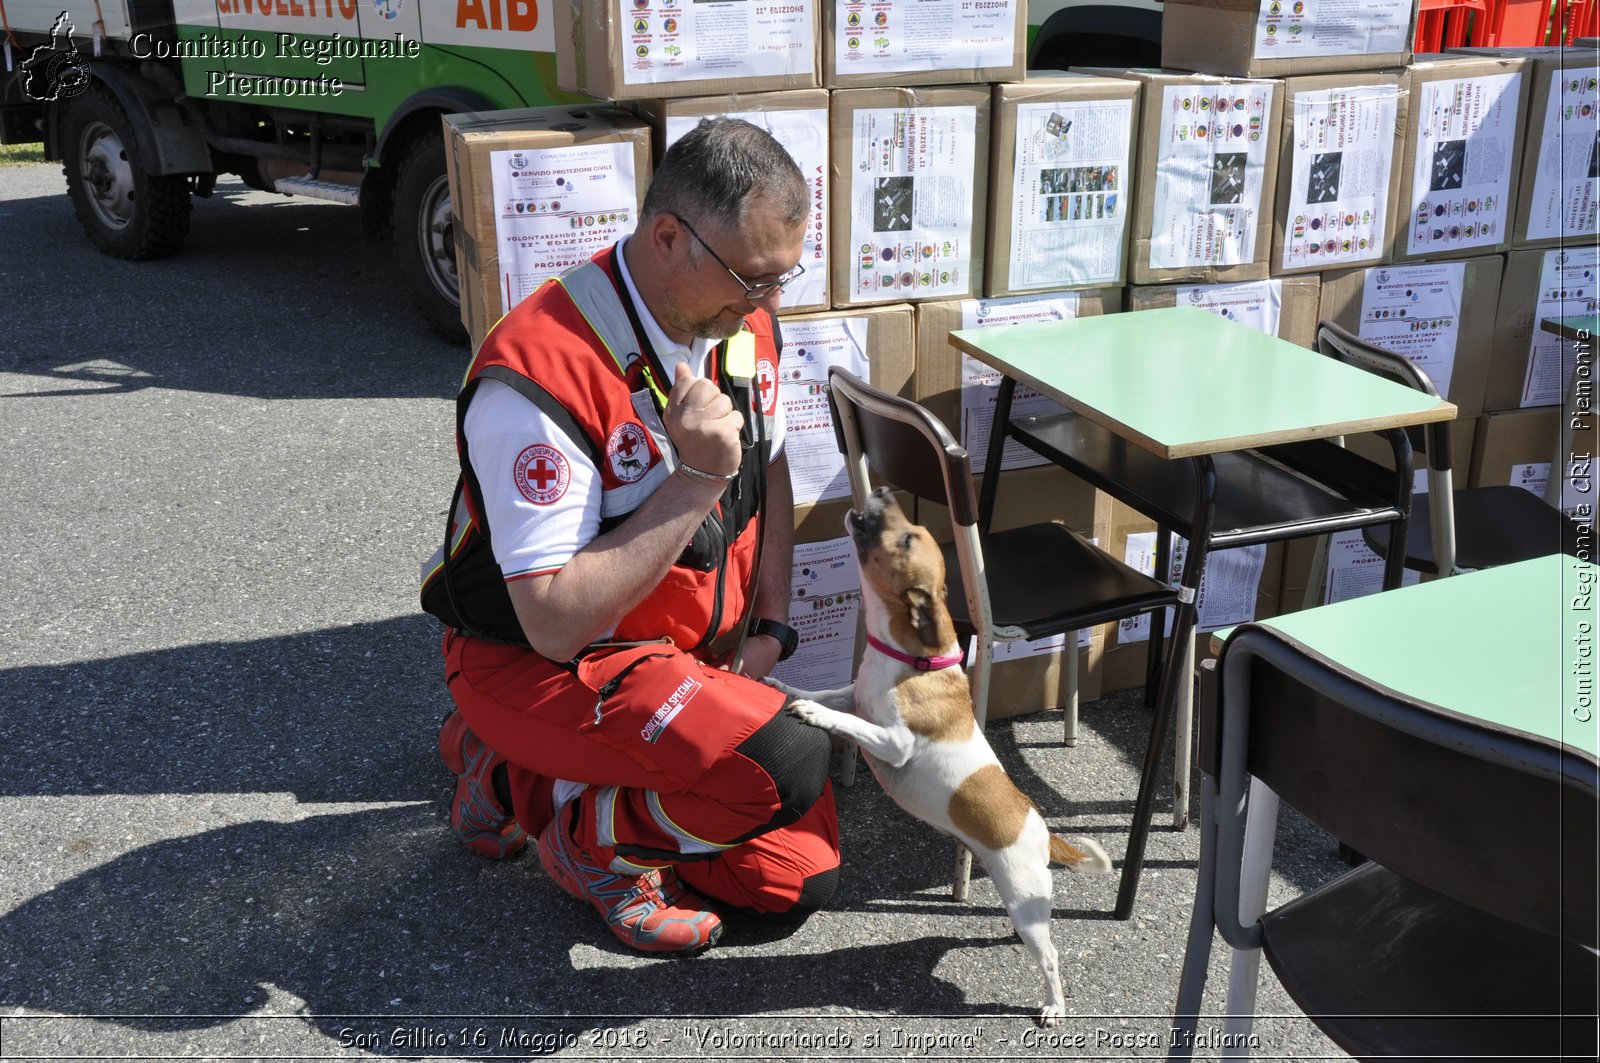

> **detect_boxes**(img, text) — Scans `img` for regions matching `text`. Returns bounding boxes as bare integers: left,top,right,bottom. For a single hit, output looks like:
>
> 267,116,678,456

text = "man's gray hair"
641,117,808,234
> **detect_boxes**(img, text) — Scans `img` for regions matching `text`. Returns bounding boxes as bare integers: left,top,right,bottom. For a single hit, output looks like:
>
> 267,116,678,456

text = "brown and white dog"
764,487,1111,1026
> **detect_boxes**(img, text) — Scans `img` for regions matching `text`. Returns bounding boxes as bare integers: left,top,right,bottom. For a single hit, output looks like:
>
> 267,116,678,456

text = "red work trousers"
442,631,839,916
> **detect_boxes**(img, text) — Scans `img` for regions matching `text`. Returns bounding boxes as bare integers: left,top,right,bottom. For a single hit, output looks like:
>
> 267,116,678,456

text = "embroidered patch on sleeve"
513,444,571,505
606,422,652,483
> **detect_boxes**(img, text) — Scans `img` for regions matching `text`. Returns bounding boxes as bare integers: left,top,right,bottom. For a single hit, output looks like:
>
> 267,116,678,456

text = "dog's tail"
1049,834,1113,875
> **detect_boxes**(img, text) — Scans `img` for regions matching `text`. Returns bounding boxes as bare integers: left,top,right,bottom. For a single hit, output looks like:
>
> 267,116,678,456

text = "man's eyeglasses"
674,213,806,300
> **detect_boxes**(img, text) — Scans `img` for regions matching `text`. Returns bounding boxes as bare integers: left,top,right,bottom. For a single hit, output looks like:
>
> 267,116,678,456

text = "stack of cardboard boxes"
442,2,1598,709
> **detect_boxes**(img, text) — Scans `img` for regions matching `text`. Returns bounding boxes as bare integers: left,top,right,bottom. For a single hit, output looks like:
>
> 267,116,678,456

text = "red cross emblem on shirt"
513,443,570,505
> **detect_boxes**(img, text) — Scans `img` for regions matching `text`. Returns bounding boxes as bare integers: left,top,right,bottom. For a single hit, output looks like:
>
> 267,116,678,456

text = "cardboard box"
1076,68,1285,286
1486,247,1600,411
1126,275,1320,348
444,107,653,350
1161,0,1418,78
557,0,820,102
1272,71,1410,276
911,293,1119,448
830,87,992,306
986,74,1141,296
823,0,1026,89
1393,55,1531,263
631,91,833,314
1470,406,1560,493
1447,45,1600,249
1317,255,1503,417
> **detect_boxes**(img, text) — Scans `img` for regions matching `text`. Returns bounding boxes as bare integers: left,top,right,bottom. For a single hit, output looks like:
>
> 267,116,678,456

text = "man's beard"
662,292,746,342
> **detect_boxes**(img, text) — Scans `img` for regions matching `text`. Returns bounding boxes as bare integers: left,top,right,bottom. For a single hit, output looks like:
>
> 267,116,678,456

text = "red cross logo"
756,357,779,415
513,443,570,505
606,422,651,484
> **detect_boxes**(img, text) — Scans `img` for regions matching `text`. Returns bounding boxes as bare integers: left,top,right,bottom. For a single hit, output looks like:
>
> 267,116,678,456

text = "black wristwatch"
749,618,800,661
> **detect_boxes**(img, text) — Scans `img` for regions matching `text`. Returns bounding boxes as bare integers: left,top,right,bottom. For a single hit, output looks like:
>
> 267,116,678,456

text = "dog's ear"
903,587,942,648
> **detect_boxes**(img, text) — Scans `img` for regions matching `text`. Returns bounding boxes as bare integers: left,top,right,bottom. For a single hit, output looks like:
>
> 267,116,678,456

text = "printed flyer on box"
1280,84,1400,271
666,108,830,310
623,0,816,86
1525,68,1600,242
955,294,1080,473
1406,73,1521,258
834,0,1017,76
1150,82,1276,270
1116,534,1266,640
489,143,638,311
848,106,978,300
1357,262,1467,400
1325,526,1421,604
1173,280,1284,337
1523,246,1600,407
1007,97,1133,289
1251,0,1412,60
770,535,862,691
775,316,872,506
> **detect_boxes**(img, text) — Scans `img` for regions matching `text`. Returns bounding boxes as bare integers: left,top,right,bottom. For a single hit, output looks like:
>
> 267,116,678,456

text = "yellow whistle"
724,331,756,380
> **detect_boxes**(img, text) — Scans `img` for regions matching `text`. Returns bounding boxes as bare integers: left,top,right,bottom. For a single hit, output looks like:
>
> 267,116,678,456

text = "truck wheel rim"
419,174,458,304
80,120,135,232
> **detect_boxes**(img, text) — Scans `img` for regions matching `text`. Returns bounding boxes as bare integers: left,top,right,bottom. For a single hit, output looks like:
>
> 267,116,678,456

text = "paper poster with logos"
1406,73,1522,258
1150,82,1276,270
848,106,978,300
775,315,871,506
1006,97,1133,289
771,535,862,690
1280,84,1400,271
1357,262,1467,400
489,143,638,310
1251,0,1412,59
1525,68,1600,242
666,107,830,310
834,0,1017,76
1116,534,1267,640
1173,280,1283,337
1325,526,1421,604
955,294,1080,473
1523,246,1600,407
622,0,816,86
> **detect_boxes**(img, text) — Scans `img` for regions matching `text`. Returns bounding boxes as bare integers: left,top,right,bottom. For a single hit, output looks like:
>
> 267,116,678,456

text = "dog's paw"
1036,1004,1066,1028
785,699,830,730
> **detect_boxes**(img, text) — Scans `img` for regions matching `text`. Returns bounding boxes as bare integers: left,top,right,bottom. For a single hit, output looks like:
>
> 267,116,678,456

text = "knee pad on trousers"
729,708,832,839
719,866,840,927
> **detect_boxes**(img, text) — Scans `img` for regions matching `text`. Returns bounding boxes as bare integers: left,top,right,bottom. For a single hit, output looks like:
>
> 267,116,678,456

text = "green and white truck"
0,1,1160,341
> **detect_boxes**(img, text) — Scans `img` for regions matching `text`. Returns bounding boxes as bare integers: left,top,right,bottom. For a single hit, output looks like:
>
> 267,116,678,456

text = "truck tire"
61,83,192,260
394,133,468,345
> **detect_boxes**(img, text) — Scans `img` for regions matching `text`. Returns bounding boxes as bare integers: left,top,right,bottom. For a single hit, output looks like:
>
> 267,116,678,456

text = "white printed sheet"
776,315,871,506
621,0,816,87
1005,97,1133,289
847,105,978,301
489,142,639,312
1406,73,1522,258
1280,84,1400,271
1150,82,1276,270
833,0,1017,76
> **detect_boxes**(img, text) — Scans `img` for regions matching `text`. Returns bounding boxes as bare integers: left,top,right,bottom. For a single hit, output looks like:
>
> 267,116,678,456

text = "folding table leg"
1115,457,1216,920
1221,778,1281,1057
1063,635,1080,747
1172,631,1196,830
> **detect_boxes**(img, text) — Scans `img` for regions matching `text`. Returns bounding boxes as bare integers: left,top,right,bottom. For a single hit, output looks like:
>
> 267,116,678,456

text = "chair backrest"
824,367,982,529
1315,321,1458,574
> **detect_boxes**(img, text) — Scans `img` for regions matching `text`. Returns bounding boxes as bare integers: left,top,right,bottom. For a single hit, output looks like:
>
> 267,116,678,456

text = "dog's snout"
846,487,894,545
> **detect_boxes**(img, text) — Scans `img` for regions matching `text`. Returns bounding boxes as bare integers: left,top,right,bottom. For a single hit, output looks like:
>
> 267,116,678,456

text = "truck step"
273,176,361,206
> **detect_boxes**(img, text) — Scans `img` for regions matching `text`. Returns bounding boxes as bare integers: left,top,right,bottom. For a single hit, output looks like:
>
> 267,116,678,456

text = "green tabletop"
1540,314,1599,341
949,306,1456,459
1238,556,1597,758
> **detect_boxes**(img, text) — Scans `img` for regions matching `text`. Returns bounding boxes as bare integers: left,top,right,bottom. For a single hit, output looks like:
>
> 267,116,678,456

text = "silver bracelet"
675,460,739,484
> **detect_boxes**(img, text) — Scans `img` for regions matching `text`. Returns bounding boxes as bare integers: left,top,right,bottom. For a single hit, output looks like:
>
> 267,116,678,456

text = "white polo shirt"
463,240,787,582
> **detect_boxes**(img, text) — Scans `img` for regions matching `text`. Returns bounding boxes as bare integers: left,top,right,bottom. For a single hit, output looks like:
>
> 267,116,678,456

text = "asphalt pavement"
0,161,1349,1061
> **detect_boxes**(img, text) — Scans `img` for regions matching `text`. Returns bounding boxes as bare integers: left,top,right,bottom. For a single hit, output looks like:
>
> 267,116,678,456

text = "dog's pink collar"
866,634,964,672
